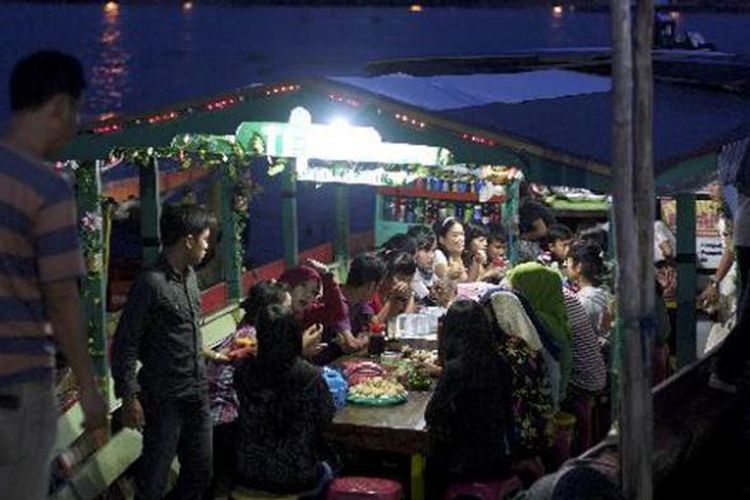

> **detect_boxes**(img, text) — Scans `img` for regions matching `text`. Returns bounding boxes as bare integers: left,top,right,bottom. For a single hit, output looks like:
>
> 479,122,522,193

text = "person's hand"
334,331,368,353
121,395,144,431
302,323,325,358
473,250,487,266
80,385,108,432
306,258,329,276
390,281,411,302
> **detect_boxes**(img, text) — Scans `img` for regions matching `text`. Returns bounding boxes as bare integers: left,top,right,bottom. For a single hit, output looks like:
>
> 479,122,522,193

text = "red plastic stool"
326,477,403,500
443,476,523,500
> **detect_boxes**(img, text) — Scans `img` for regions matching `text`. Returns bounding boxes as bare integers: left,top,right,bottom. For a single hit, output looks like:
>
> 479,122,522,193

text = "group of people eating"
106,178,653,499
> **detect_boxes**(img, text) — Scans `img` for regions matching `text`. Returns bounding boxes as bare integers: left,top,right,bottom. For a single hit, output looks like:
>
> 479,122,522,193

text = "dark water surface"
0,3,747,120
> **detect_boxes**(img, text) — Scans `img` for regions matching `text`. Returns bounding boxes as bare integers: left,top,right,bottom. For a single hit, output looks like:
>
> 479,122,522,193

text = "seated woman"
482,289,554,462
371,251,418,326
204,282,290,496
509,263,573,401
464,223,491,282
277,259,348,359
509,263,606,403
433,217,470,282
426,300,514,497
234,304,335,496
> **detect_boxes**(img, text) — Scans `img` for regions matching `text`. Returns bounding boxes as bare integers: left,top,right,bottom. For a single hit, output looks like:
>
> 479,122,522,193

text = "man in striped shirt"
0,51,107,500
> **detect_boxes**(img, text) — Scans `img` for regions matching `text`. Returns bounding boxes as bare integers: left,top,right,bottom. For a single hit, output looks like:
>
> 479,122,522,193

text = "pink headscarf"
277,265,321,289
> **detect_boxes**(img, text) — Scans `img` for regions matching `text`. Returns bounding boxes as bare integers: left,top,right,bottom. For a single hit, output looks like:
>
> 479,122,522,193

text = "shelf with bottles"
380,194,504,227
379,182,504,204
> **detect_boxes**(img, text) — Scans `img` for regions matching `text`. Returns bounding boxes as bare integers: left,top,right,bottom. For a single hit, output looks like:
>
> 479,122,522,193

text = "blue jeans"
137,393,213,500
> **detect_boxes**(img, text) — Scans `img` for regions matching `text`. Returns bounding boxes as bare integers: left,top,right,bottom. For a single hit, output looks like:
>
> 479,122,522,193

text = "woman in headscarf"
482,290,554,467
509,263,573,401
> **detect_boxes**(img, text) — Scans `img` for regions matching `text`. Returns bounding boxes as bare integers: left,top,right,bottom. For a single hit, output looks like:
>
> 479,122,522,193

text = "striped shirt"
563,288,607,394
0,145,85,388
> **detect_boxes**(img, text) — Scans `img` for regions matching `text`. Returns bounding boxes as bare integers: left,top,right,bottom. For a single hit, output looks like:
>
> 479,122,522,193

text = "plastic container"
322,367,349,410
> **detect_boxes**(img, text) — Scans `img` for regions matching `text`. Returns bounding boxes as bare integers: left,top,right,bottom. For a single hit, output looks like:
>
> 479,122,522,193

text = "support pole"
281,160,299,268
334,184,350,264
76,160,109,404
220,165,242,301
611,0,652,497
632,0,656,497
503,180,520,265
139,158,161,267
676,193,697,367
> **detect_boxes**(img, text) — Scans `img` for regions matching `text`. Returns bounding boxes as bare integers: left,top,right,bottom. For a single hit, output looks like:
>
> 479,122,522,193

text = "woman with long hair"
433,216,470,282
426,299,513,497
234,304,335,496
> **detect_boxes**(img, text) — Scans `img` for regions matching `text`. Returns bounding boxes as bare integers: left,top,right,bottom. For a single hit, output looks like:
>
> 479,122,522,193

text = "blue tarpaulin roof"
328,69,750,175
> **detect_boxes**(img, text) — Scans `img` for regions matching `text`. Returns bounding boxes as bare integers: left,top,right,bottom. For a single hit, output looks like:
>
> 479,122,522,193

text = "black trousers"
715,246,750,382
136,393,213,500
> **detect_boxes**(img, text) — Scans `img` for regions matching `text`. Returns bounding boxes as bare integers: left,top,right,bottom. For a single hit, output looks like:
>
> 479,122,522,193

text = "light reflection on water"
0,4,747,120
88,5,129,117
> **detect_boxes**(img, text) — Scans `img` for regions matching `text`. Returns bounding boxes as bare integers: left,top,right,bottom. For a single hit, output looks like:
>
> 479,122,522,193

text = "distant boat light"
183,1,194,11
552,5,564,16
410,4,423,13
103,2,119,14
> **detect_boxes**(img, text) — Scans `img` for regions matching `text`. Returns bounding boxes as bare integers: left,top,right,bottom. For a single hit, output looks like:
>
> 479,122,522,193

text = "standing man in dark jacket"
112,204,216,500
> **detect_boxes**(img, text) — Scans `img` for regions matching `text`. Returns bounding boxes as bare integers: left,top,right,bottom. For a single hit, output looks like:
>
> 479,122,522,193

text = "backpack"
718,136,750,196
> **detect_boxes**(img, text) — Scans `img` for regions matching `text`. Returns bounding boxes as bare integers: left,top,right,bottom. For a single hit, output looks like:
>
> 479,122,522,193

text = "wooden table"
328,391,431,500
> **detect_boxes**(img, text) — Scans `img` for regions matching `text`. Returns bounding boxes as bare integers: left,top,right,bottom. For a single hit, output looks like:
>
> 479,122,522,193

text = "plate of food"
346,377,408,406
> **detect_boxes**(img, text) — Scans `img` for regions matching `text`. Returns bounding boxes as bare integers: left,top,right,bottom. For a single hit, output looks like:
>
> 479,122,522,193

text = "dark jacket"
234,357,335,493
111,255,206,400
426,357,513,481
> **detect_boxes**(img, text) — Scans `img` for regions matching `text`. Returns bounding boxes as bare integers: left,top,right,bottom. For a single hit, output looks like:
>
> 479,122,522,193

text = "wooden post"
139,157,161,267
503,180,520,265
281,160,299,268
611,0,652,497
76,160,109,402
334,184,350,263
220,164,242,301
676,193,697,367
632,0,656,498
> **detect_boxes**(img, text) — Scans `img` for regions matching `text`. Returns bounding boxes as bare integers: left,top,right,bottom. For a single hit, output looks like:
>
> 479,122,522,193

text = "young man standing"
0,51,107,500
112,204,216,500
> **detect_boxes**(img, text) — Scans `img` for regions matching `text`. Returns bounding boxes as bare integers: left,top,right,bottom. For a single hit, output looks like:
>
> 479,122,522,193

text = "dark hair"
433,216,464,256
255,304,302,371
407,225,437,251
240,282,288,326
547,224,573,244
568,240,604,285
440,300,498,366
346,252,386,287
385,251,417,279
160,204,217,248
487,224,506,245
466,223,489,243
10,50,86,112
380,233,417,256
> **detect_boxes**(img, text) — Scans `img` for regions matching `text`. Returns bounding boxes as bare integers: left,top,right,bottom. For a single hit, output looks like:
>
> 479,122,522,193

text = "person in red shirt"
277,259,347,359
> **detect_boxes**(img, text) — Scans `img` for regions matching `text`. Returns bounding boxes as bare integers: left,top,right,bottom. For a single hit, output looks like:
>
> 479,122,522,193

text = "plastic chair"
326,476,403,500
443,475,523,500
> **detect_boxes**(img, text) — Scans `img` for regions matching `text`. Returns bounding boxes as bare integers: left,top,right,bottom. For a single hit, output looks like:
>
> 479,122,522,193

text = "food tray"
346,392,407,406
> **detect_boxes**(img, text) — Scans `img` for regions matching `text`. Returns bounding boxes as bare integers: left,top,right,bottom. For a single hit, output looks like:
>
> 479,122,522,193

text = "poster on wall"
660,197,722,270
